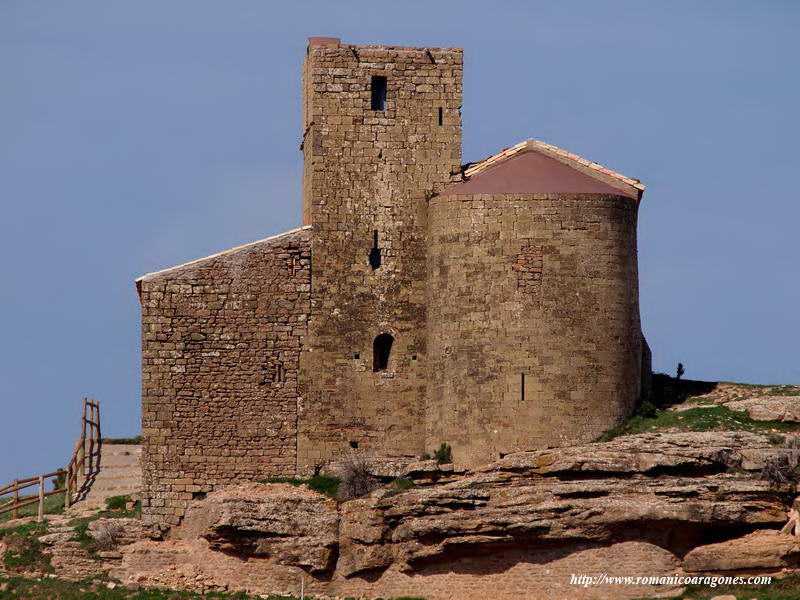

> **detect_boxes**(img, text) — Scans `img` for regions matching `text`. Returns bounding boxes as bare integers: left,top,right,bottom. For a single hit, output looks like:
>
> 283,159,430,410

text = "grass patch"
683,396,717,406
0,574,427,599
0,521,52,573
0,573,294,599
256,475,340,499
0,492,65,524
104,494,134,512
599,405,800,442
770,385,800,397
102,435,142,445
662,573,800,599
384,478,415,498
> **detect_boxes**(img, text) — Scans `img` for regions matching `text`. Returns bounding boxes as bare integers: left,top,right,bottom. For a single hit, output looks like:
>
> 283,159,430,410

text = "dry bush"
338,451,379,501
760,438,800,492
91,520,125,552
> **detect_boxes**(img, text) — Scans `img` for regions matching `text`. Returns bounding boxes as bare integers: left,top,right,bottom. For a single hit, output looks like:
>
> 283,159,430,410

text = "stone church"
136,37,649,526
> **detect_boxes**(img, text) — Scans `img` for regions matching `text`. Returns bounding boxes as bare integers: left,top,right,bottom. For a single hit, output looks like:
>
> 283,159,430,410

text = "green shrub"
307,475,340,497
637,399,657,418
51,471,66,491
257,475,340,499
391,478,414,492
104,495,131,511
433,443,452,465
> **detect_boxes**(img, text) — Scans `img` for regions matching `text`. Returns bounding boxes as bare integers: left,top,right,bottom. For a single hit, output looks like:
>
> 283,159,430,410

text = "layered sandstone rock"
725,397,800,423
683,529,800,573
338,432,790,575
109,431,799,600
178,482,338,572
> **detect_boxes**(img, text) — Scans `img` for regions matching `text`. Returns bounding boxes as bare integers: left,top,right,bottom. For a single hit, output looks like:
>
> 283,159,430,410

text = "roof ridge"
462,138,645,194
136,225,312,283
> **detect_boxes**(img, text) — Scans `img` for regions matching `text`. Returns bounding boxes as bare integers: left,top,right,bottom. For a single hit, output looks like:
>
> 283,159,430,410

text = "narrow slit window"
438,107,443,126
369,230,381,270
521,373,525,401
373,333,394,372
371,76,387,111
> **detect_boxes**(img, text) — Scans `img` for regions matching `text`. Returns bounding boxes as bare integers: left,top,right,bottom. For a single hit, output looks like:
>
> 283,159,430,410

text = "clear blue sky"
1,1,798,484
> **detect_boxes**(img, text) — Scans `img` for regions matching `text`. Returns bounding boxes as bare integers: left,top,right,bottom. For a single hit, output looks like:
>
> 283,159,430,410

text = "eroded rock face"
726,397,800,423
683,529,800,573
336,432,791,575
179,482,338,572
115,431,799,600
88,518,156,546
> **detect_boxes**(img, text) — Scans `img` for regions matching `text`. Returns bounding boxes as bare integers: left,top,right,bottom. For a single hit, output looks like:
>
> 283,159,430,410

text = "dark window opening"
373,333,394,372
349,441,359,449
369,230,381,270
371,76,387,110
354,352,360,359
411,354,417,361
438,107,443,126
521,373,525,401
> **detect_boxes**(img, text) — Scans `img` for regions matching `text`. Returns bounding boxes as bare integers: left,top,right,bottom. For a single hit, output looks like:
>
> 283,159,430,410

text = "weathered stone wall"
138,228,311,525
426,193,643,468
297,40,463,472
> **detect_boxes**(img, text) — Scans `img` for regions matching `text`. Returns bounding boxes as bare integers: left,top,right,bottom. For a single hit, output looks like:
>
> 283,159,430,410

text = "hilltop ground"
3,378,800,600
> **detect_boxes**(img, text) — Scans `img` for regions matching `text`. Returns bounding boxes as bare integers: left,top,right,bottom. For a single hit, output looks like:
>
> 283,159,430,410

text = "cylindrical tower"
426,141,645,468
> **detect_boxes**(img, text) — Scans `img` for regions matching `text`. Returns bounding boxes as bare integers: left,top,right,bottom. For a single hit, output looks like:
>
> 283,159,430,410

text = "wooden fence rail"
0,399,100,521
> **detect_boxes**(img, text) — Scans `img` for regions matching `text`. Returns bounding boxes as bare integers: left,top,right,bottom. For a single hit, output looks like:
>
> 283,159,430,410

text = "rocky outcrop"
726,397,800,423
178,482,338,572
108,431,800,600
88,517,155,547
684,529,800,573
338,432,790,575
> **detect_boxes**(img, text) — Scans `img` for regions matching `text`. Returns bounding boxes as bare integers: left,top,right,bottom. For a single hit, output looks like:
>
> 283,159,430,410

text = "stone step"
97,454,141,468
88,481,142,489
70,443,143,510
79,476,141,488
90,466,142,477
96,444,140,454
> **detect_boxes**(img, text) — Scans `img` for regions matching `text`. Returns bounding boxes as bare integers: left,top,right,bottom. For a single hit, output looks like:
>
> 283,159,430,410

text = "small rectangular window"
438,107,443,126
371,76,387,111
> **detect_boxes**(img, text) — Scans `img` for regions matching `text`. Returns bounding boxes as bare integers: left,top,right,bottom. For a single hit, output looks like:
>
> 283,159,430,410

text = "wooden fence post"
12,479,19,519
37,475,44,522
65,465,72,509
82,398,88,476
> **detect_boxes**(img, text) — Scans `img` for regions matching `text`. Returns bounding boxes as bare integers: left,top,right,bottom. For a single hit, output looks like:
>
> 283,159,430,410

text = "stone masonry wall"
426,193,643,468
138,228,311,525
297,41,463,472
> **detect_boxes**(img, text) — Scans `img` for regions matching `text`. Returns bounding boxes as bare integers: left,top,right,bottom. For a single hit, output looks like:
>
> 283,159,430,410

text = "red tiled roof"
446,139,644,200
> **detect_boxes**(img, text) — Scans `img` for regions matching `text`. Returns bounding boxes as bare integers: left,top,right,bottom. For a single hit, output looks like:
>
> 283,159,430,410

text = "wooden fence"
0,399,100,521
